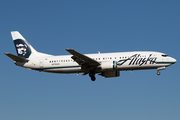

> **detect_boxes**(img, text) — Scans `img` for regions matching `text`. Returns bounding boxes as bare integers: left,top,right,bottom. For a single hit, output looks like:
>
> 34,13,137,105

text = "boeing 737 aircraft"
5,31,176,81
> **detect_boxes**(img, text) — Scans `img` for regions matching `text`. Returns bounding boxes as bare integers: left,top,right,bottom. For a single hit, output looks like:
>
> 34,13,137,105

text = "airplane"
5,31,176,81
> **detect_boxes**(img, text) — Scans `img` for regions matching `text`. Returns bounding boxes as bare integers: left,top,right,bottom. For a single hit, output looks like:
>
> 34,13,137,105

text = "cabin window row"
49,60,74,63
49,55,148,63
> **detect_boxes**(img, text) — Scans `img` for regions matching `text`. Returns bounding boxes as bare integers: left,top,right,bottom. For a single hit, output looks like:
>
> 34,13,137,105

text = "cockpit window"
162,54,168,57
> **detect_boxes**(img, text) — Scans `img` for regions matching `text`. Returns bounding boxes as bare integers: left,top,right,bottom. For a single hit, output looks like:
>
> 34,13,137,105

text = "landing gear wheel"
157,71,160,75
91,76,96,81
89,72,96,81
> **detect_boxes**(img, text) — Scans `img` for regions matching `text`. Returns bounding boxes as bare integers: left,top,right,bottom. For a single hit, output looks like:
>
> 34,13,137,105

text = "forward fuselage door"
39,59,44,68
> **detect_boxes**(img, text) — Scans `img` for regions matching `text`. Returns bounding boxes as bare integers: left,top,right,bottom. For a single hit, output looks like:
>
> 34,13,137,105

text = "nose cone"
171,57,177,64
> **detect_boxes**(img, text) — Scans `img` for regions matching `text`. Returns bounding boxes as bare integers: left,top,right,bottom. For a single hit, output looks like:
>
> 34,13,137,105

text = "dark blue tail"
11,31,32,58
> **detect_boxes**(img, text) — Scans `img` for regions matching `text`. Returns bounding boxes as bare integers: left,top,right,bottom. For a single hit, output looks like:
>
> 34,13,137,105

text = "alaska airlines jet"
5,31,176,81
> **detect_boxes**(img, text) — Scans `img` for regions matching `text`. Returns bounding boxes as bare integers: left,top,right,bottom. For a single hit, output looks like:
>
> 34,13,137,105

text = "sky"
1,0,180,120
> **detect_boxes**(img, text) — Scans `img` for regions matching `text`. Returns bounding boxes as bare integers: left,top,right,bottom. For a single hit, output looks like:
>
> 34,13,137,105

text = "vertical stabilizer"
11,31,52,59
11,31,38,58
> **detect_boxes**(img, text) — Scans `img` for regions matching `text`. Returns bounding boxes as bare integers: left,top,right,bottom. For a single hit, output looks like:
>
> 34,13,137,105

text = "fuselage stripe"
34,65,81,70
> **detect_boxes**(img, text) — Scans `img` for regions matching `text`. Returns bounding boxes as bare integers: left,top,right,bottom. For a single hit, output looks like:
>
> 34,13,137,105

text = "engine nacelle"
100,61,117,71
100,71,120,78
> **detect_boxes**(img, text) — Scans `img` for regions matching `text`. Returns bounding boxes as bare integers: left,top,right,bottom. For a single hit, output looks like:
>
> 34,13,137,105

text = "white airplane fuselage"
16,51,176,73
5,31,176,81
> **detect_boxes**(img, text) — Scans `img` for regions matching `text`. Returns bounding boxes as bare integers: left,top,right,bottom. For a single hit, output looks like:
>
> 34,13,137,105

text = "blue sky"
1,0,180,120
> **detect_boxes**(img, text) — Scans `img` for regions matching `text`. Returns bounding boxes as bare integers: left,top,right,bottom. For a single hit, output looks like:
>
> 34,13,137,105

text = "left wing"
66,49,100,66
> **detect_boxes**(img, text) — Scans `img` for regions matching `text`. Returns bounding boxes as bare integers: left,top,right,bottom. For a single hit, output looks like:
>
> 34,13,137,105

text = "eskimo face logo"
16,43,27,56
14,39,31,58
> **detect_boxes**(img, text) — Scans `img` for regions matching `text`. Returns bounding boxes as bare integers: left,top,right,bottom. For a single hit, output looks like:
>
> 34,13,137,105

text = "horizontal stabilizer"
4,53,29,62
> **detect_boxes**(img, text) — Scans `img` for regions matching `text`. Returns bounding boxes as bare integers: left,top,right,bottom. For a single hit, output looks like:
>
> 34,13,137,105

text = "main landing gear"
89,72,96,81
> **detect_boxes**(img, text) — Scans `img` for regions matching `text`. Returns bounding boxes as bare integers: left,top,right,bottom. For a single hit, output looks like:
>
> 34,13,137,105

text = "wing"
66,49,100,66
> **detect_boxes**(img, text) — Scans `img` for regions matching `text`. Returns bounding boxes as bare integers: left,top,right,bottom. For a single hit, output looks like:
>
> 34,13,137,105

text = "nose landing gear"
157,67,166,76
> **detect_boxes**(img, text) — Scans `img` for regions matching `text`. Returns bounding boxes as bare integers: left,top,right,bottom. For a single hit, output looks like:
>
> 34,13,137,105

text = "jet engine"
100,61,117,71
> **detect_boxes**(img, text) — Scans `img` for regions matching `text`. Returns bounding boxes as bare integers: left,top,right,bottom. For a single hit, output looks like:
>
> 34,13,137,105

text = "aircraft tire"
157,71,160,75
91,76,96,81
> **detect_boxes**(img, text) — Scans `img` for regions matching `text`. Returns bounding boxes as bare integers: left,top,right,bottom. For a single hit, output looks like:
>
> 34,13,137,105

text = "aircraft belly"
42,67,82,73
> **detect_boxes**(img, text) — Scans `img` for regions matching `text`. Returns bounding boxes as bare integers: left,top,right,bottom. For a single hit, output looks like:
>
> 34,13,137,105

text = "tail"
11,31,51,59
11,31,37,58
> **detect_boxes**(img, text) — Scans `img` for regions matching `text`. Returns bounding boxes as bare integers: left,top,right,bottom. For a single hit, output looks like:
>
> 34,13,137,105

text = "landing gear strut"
157,67,166,76
89,72,96,81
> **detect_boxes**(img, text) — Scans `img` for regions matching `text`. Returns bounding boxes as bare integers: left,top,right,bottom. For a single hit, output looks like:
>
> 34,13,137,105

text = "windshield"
162,54,168,57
